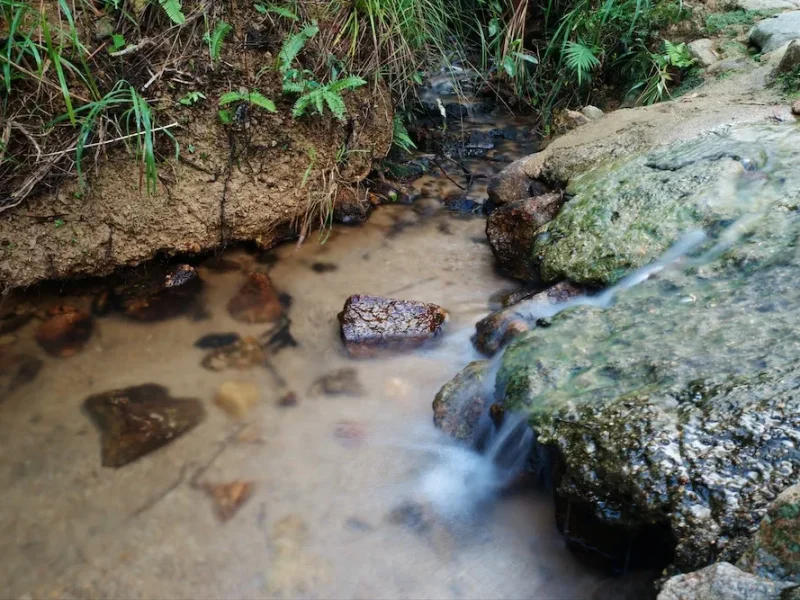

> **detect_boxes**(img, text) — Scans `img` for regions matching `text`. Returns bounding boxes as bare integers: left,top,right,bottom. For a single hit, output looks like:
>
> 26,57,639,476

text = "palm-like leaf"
158,0,185,25
564,41,600,85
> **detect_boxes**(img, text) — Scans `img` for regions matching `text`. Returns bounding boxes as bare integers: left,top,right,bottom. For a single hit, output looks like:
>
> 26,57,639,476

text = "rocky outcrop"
688,39,719,67
339,295,447,357
658,563,796,600
750,12,800,53
485,192,564,280
432,360,492,441
487,160,550,207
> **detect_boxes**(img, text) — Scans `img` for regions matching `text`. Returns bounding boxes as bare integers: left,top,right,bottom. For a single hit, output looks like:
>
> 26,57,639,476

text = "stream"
0,115,652,599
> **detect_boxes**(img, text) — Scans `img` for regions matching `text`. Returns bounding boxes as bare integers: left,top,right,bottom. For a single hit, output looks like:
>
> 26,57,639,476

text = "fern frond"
267,5,298,20
209,21,232,62
312,89,325,115
278,22,319,73
327,75,367,94
158,0,185,25
292,94,314,119
323,90,347,121
283,80,308,94
248,91,277,112
564,41,600,85
219,91,247,106
392,115,416,154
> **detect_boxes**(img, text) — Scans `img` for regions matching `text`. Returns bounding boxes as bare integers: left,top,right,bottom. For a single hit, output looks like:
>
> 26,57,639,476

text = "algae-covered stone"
533,125,800,285
739,484,800,583
432,360,492,442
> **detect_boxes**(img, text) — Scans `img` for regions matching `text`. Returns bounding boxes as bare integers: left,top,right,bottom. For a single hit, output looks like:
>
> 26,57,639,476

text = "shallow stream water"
0,118,647,599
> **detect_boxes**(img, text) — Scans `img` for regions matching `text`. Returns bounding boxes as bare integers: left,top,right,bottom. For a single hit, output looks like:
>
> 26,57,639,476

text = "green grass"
704,9,777,35
776,65,800,97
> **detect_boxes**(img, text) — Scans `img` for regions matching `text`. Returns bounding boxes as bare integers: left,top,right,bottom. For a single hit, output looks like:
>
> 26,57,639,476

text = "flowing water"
0,118,650,599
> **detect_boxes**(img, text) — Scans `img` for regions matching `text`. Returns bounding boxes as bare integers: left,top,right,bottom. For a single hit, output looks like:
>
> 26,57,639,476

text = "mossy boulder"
532,124,800,285
739,484,800,583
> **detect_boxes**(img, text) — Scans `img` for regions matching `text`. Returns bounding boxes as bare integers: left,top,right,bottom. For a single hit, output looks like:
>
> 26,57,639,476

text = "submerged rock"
309,367,364,397
227,272,282,324
35,306,93,357
738,483,800,583
118,264,203,322
473,281,583,356
201,337,266,371
194,332,241,349
0,352,43,400
201,481,254,522
214,381,260,418
83,384,205,467
338,295,447,357
0,306,33,334
658,562,796,600
486,192,564,280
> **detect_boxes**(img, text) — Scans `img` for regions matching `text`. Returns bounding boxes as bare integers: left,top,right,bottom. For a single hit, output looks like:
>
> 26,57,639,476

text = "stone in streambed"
486,192,564,281
194,332,241,349
432,360,492,442
227,272,282,324
473,281,583,356
0,351,43,400
35,306,93,357
657,562,796,600
338,295,447,357
738,483,800,583
214,381,260,418
0,305,33,334
201,337,266,371
83,384,205,467
487,159,551,207
309,367,364,397
118,264,203,322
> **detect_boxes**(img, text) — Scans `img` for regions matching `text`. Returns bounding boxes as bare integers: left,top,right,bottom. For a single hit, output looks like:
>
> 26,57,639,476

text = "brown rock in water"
487,159,550,207
214,381,260,418
486,192,565,281
0,305,33,334
83,384,205,467
278,391,298,407
201,337,266,371
793,100,800,116
339,295,448,357
309,368,364,396
35,306,93,357
202,481,254,522
0,351,43,400
119,264,203,322
474,281,583,356
227,272,282,324
432,360,491,441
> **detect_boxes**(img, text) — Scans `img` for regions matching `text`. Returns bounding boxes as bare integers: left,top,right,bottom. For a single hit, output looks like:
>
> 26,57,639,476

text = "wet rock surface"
201,337,267,371
739,483,800,583
35,306,93,357
83,384,205,468
227,272,282,324
201,481,254,522
532,125,800,285
487,159,551,207
473,281,583,356
117,264,203,322
657,562,796,600
339,295,447,357
432,360,491,442
486,192,565,280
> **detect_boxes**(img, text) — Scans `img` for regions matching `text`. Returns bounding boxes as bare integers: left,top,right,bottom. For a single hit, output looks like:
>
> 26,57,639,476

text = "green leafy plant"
392,115,416,154
775,65,800,97
158,0,186,24
206,21,232,62
179,91,206,106
564,41,600,86
218,89,277,124
255,2,299,20
290,75,366,121
704,9,776,35
630,40,696,105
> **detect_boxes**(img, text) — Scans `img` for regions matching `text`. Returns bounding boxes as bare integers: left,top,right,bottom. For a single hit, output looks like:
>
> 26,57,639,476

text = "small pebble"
214,381,260,418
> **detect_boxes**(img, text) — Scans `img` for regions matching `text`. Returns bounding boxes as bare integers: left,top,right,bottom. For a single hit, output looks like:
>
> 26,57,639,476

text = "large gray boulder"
750,12,800,54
